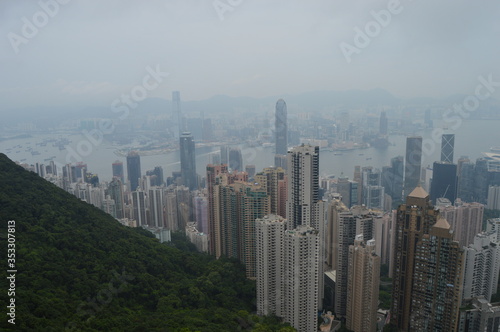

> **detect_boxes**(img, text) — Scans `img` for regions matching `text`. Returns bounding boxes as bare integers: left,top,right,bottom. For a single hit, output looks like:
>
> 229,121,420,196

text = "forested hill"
0,154,294,331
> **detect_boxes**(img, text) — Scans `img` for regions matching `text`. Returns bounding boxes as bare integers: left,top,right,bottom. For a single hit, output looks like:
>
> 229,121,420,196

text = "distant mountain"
0,154,294,331
2,89,498,128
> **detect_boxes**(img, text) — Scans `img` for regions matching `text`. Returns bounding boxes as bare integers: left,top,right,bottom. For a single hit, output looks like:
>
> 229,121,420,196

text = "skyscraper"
275,99,288,156
346,235,380,332
112,160,124,183
391,186,439,330
430,161,457,204
254,166,287,218
462,233,500,303
404,136,422,197
441,133,455,164
228,147,243,171
256,144,323,332
286,144,319,230
256,214,286,317
108,178,124,219
172,91,182,139
179,132,197,191
410,217,464,331
132,189,147,226
149,187,164,227
126,151,141,192
283,225,320,332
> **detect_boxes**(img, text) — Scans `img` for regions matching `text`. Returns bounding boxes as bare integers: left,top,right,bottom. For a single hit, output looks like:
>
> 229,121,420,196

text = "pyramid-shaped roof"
408,185,429,199
433,217,451,230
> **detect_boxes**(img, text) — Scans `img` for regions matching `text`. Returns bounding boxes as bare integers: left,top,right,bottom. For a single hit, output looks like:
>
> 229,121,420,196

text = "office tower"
146,166,164,187
172,91,182,139
353,165,362,205
275,99,288,156
274,154,287,170
179,132,197,191
286,144,319,230
108,178,125,219
332,205,376,318
487,185,500,210
228,147,243,171
458,297,500,332
430,161,458,204
149,188,164,228
220,145,229,165
362,168,385,210
458,157,474,202
462,233,500,303
254,167,287,218
382,156,404,202
379,111,388,135
390,186,439,330
283,225,320,332
112,160,124,183
202,118,213,141
441,133,455,163
256,214,286,317
437,201,484,247
410,217,464,331
404,137,422,197
346,235,380,332
245,165,256,178
126,151,141,192
132,189,147,226
337,175,359,209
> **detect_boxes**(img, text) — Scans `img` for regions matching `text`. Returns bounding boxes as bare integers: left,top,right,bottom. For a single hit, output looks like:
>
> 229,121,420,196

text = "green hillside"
0,154,294,331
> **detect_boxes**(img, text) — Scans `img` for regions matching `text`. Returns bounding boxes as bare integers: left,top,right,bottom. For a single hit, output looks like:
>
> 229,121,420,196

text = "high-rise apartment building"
458,296,500,332
283,225,320,332
410,217,464,331
126,151,141,192
256,214,286,317
441,133,455,164
404,136,422,197
462,233,500,303
346,235,380,332
132,189,147,226
331,204,376,318
180,132,197,190
254,166,287,218
149,187,164,227
275,99,288,156
391,186,439,330
437,200,484,247
286,144,320,230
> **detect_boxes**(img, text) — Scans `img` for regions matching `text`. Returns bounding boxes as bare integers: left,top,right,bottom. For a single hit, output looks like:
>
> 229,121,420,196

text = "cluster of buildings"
21,97,500,331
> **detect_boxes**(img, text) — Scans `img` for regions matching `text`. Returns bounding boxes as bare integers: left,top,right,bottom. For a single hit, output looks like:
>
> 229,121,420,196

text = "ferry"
491,146,500,153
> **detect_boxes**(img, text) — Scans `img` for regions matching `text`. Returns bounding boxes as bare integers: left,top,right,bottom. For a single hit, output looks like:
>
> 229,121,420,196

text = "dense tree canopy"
0,154,294,331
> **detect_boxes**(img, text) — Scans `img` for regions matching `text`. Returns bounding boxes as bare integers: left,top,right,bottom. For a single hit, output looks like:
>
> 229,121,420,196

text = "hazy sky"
1,0,500,109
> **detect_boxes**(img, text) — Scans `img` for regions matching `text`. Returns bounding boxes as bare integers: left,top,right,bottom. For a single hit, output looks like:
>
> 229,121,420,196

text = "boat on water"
491,146,500,153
